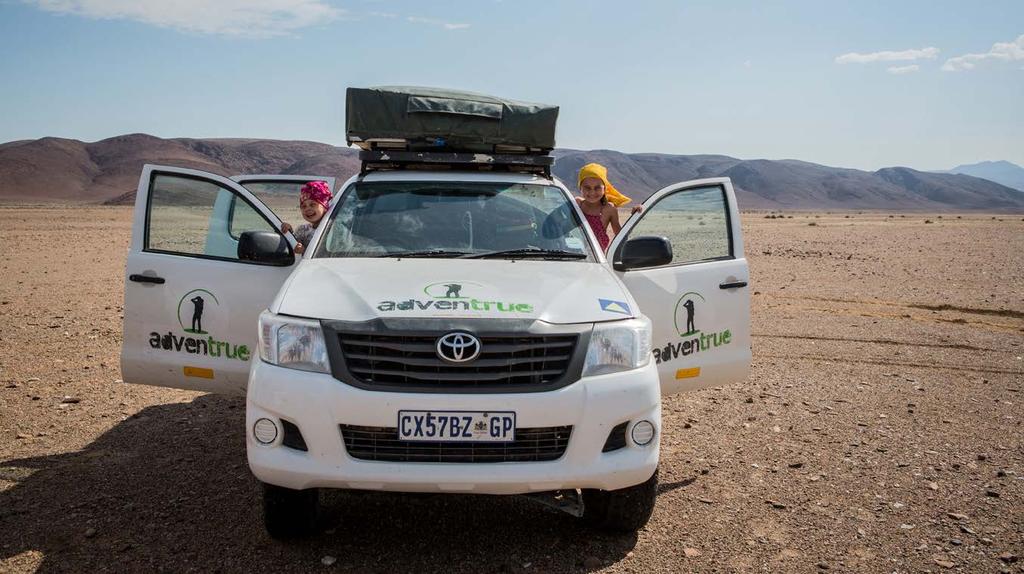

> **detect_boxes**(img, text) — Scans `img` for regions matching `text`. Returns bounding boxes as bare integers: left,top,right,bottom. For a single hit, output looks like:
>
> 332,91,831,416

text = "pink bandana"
299,181,332,210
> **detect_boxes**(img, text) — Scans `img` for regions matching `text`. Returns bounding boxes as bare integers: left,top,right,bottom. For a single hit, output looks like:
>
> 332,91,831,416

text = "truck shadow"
0,394,649,573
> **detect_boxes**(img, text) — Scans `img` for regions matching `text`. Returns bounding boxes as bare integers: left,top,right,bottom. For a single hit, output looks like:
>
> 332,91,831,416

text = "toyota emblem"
436,332,481,363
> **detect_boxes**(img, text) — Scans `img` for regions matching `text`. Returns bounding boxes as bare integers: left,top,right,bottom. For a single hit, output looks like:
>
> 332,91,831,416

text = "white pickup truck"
121,163,750,537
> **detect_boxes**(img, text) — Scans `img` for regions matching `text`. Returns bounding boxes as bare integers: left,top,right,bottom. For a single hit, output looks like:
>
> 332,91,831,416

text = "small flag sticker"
599,299,631,315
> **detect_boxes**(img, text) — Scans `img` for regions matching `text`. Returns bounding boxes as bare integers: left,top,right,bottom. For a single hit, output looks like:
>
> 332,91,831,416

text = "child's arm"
279,222,304,254
606,204,623,235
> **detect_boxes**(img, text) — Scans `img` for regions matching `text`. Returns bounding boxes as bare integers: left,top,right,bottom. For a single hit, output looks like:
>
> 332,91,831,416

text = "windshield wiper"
463,248,588,260
380,249,471,258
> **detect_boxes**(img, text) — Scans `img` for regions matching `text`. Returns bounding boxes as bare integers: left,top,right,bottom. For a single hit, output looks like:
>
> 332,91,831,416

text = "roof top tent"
346,86,559,176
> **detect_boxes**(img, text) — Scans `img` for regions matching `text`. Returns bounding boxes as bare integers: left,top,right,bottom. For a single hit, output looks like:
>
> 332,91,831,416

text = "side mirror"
613,236,673,271
238,231,294,266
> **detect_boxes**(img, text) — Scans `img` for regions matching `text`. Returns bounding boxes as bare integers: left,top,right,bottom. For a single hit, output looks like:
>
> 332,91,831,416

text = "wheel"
262,483,320,539
582,468,658,533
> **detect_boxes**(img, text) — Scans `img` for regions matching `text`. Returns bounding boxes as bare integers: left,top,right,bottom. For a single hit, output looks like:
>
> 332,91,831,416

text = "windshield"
312,181,594,260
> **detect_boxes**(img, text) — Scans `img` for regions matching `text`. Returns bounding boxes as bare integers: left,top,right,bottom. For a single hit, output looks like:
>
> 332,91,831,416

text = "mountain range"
941,160,1024,193
0,133,1021,212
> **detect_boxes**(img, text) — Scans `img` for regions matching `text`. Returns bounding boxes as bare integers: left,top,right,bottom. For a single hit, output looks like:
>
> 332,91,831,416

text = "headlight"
258,312,329,373
582,317,652,377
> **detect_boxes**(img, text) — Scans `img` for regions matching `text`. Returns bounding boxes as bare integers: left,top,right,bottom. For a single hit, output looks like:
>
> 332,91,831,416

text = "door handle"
719,280,747,290
129,274,165,284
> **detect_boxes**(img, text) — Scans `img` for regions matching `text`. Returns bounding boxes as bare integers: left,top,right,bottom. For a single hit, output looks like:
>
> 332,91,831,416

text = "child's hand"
294,242,305,254
630,205,644,215
280,222,293,234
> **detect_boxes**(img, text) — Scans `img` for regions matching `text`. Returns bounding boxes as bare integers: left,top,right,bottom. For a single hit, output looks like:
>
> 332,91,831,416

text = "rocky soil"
0,208,1021,573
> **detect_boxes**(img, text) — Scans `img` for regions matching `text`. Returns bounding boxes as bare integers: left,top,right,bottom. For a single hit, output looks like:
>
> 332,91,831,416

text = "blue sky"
0,0,1021,170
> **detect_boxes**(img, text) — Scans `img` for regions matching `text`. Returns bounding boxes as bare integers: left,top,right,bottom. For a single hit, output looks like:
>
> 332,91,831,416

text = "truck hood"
274,259,636,324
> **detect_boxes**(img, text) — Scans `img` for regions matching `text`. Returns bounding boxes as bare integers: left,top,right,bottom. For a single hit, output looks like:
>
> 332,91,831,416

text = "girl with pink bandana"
280,181,332,254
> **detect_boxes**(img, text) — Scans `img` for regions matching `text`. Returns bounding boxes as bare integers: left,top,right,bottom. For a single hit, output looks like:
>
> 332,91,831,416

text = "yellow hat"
577,163,631,207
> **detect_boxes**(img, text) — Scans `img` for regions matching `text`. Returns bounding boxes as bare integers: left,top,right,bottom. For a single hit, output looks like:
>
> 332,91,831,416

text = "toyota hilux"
121,155,750,537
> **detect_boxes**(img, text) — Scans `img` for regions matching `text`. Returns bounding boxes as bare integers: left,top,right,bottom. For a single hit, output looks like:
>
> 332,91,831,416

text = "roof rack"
359,149,553,177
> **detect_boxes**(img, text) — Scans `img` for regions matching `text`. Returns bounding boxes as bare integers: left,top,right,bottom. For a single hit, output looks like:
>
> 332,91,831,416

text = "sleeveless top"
584,212,610,251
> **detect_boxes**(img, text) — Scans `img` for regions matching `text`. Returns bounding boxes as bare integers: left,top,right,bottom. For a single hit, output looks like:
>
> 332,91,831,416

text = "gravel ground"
0,207,1021,573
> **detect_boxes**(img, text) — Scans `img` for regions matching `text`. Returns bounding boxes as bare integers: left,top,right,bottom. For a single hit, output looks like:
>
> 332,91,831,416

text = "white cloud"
24,0,343,37
886,64,920,75
835,47,939,64
942,34,1024,72
743,60,752,68
406,16,469,30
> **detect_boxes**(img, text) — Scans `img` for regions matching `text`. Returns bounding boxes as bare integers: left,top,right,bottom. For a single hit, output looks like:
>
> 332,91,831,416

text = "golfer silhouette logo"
190,295,205,333
682,298,695,335
177,289,219,335
673,291,706,337
422,281,482,300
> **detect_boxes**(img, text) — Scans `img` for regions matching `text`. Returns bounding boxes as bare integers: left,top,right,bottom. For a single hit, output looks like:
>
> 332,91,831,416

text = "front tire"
262,483,319,539
582,469,658,533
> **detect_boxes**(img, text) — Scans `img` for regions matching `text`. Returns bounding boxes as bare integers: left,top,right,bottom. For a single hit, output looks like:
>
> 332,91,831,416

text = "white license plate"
397,410,516,442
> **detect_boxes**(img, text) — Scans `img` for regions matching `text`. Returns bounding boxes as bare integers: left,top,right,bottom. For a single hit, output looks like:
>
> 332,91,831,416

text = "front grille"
334,331,579,391
339,425,572,463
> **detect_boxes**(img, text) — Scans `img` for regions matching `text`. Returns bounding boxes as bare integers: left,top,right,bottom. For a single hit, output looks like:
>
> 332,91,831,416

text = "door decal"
146,287,251,362
653,291,733,365
178,288,218,334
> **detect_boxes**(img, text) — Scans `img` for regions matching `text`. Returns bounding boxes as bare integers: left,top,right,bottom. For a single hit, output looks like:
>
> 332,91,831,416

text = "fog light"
253,418,279,445
631,420,655,446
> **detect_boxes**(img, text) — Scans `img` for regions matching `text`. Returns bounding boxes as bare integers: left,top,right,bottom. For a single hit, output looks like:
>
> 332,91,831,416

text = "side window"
622,185,731,265
147,173,280,260
229,196,274,239
236,181,309,216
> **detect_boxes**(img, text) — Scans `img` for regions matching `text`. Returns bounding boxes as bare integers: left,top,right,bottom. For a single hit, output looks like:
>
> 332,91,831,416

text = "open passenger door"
608,178,751,396
121,165,299,395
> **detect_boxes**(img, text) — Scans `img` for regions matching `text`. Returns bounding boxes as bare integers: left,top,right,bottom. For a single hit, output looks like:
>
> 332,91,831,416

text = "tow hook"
521,489,584,517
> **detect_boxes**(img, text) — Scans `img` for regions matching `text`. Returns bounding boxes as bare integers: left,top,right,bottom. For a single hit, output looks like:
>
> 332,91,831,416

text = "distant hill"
1,134,1022,212
552,150,1024,212
0,134,360,204
942,160,1024,192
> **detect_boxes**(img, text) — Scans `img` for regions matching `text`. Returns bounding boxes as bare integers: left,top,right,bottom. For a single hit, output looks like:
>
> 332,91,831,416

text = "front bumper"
246,360,661,494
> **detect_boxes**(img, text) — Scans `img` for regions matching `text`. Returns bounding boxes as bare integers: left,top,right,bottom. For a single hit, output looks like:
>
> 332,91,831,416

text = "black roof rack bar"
359,150,553,177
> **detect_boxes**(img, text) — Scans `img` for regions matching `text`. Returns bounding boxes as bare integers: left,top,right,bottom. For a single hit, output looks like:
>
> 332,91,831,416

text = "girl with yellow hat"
575,163,641,251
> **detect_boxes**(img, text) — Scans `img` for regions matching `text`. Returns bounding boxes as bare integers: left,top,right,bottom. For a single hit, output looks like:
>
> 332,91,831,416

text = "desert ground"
0,207,1021,573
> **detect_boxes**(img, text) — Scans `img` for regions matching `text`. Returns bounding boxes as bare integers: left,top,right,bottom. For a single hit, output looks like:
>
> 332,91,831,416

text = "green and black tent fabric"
346,86,559,153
